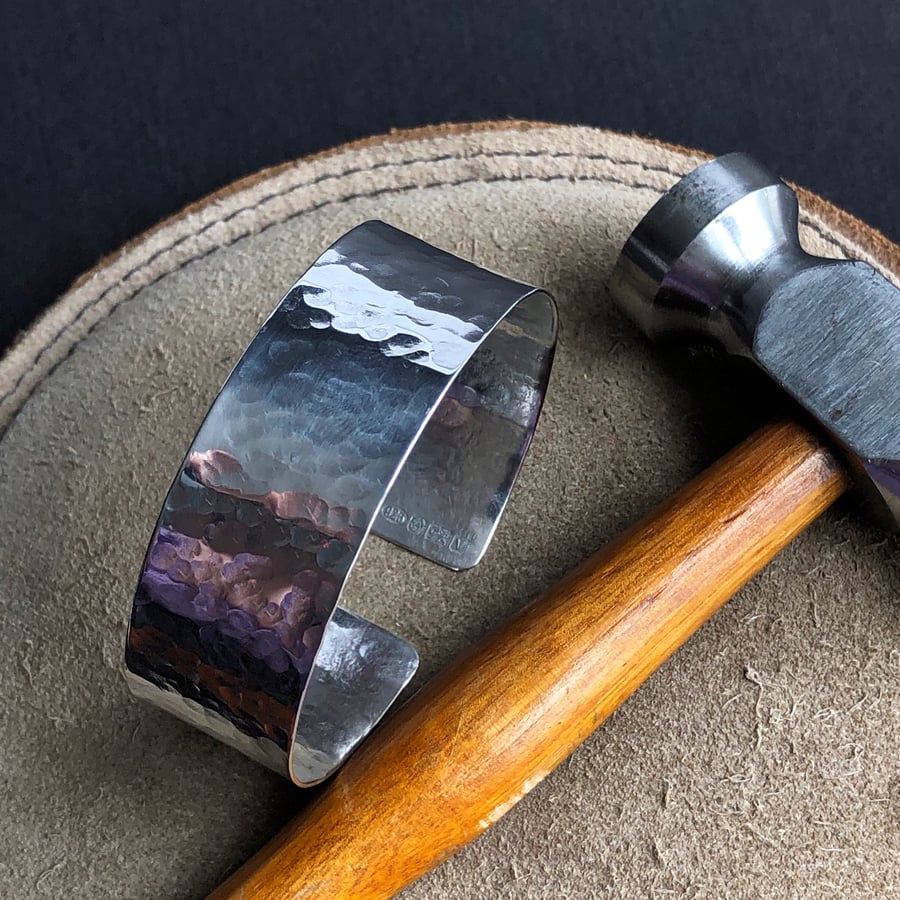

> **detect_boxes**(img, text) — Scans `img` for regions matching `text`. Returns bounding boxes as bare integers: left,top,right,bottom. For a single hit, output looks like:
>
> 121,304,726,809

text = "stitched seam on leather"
0,154,853,409
1,152,677,412
0,151,863,435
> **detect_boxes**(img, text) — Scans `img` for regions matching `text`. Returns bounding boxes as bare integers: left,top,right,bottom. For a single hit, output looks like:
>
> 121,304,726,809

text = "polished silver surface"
125,221,557,785
609,153,900,527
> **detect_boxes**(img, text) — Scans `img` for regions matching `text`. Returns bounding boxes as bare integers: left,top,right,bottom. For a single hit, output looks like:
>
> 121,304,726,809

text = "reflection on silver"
125,221,557,785
609,154,900,528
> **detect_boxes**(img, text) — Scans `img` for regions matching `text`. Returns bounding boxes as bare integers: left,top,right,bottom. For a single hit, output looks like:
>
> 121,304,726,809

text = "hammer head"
609,153,900,528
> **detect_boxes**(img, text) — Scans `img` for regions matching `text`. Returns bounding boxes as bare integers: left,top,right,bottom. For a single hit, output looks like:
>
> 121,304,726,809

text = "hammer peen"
210,155,898,899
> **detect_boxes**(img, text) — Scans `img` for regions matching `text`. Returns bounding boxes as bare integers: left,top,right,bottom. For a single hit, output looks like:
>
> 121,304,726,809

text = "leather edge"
3,120,898,391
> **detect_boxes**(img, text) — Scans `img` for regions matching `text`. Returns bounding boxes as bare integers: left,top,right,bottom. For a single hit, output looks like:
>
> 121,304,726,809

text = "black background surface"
3,1,899,352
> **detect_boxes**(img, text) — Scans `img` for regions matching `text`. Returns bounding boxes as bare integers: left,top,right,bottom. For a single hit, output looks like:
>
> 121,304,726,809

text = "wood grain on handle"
210,419,848,900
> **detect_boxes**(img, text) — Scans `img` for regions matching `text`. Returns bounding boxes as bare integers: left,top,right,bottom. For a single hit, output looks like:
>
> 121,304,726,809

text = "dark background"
3,0,899,352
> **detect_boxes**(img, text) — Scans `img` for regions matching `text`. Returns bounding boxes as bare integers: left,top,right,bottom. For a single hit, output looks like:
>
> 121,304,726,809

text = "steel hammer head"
609,153,900,528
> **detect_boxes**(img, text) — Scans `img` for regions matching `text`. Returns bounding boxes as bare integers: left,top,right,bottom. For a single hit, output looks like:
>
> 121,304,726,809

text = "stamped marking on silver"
381,505,474,554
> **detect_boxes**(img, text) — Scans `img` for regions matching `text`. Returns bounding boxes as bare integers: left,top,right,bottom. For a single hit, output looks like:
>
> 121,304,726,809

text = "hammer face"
609,154,802,354
610,153,900,529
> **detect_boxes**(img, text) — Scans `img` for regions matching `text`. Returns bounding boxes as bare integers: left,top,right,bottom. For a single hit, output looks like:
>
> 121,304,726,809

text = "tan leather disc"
1,122,897,899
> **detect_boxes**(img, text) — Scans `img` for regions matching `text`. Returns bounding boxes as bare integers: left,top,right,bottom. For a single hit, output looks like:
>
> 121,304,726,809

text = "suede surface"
0,123,897,898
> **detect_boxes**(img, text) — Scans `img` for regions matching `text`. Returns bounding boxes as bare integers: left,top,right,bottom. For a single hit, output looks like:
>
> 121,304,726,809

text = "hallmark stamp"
406,516,428,536
381,505,409,526
379,505,474,555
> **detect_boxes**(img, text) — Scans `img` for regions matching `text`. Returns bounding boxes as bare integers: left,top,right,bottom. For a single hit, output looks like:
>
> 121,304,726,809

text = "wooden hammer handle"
210,419,848,899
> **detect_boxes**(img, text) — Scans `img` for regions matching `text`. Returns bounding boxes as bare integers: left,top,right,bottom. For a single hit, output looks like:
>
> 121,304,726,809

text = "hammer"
210,154,898,899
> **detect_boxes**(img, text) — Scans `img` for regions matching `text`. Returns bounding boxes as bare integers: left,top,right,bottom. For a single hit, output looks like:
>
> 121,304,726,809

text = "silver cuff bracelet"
125,221,557,786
